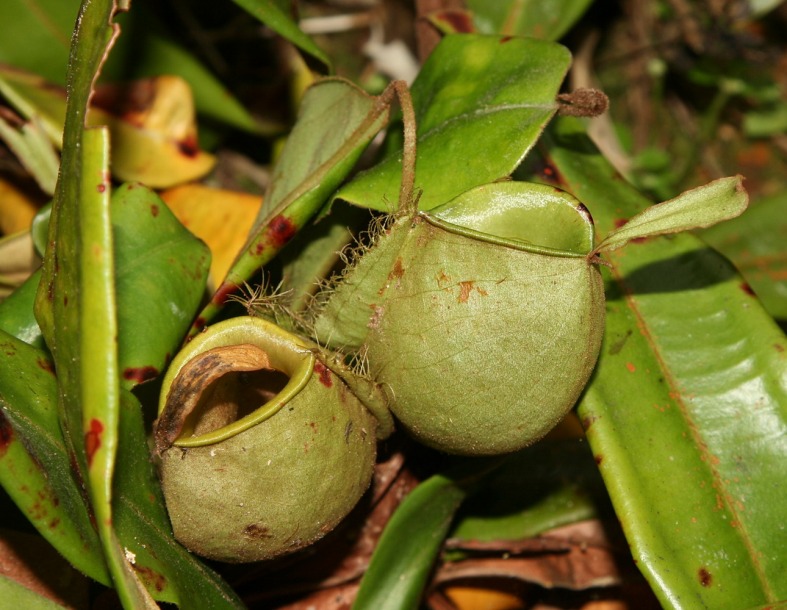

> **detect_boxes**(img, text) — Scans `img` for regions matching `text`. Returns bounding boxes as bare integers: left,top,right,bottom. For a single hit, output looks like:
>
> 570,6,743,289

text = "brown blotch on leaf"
151,204,159,217
244,523,275,539
698,567,712,587
132,564,168,592
433,9,475,33
177,136,199,158
740,282,755,296
557,88,609,118
37,358,56,375
0,411,14,457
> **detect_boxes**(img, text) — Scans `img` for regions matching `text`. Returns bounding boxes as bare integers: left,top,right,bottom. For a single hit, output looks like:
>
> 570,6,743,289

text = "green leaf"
0,331,109,585
0,0,76,84
539,117,787,609
111,183,210,389
0,271,45,349
32,0,157,606
231,0,331,70
0,331,243,607
467,0,594,41
0,575,69,609
354,459,501,610
336,34,571,212
594,176,748,255
700,190,787,323
192,77,392,331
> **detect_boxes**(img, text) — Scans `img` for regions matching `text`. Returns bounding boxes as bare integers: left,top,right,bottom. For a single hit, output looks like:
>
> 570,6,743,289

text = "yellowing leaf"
0,177,40,235
88,76,215,187
160,184,259,286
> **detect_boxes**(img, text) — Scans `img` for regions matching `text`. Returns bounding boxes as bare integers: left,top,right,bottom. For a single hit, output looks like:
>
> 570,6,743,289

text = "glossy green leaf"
467,0,594,40
231,0,331,70
0,575,69,610
354,459,501,610
0,271,45,348
700,190,787,323
111,183,210,389
0,331,109,585
192,78,392,332
32,0,157,606
336,34,571,212
539,117,787,609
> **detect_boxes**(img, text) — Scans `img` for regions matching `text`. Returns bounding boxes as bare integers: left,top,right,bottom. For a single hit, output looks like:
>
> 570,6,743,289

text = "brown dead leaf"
435,520,628,591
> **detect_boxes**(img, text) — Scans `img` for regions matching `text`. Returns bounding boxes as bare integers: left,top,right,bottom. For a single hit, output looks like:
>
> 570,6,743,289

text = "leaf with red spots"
191,78,393,330
30,2,169,607
539,117,787,609
0,331,108,584
110,183,210,390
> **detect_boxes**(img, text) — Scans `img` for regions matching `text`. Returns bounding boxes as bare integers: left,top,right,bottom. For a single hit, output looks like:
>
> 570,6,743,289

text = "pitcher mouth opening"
155,337,316,453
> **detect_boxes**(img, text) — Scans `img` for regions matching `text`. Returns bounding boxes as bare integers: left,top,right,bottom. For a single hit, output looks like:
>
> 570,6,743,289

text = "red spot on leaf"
435,9,475,33
85,419,104,467
212,282,239,306
625,362,636,373
594,454,604,465
177,136,199,158
614,218,628,229
37,358,56,374
122,366,159,383
698,567,712,587
740,282,755,296
0,411,14,457
268,215,297,248
500,35,513,43
314,361,332,388
151,204,159,217
97,183,107,193
132,564,167,592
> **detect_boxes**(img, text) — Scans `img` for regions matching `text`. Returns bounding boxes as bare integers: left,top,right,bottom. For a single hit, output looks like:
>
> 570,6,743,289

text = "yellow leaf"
160,184,259,287
0,177,39,235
